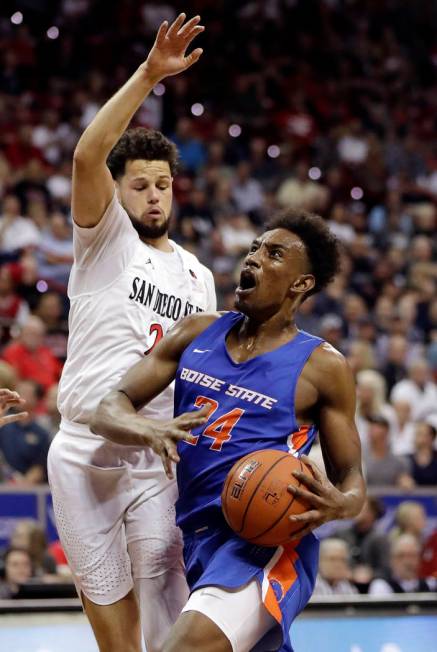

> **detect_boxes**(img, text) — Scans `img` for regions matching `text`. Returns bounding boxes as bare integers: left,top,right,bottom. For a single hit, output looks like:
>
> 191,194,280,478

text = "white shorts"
182,581,281,652
47,419,185,605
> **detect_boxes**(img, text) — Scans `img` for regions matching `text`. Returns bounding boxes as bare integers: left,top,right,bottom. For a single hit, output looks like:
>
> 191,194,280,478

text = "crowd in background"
0,0,436,596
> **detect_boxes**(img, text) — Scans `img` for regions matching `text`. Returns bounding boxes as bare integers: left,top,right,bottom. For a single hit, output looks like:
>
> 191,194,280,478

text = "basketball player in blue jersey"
92,210,366,652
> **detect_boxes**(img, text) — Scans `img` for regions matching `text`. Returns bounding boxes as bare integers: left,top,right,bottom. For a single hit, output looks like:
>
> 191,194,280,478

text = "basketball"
221,449,314,546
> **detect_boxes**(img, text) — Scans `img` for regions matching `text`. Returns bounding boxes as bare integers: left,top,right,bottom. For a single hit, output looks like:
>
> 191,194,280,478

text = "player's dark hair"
107,128,179,179
266,209,341,297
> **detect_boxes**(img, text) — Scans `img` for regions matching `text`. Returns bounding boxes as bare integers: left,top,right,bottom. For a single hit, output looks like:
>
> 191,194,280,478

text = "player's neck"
140,233,173,252
239,312,298,344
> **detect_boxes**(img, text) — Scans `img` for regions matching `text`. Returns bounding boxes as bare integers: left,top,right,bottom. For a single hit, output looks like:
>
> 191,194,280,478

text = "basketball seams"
239,452,294,535
247,458,304,543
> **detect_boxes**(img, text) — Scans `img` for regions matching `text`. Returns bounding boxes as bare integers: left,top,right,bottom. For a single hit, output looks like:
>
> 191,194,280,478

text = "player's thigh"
126,471,184,578
48,432,134,604
165,580,277,652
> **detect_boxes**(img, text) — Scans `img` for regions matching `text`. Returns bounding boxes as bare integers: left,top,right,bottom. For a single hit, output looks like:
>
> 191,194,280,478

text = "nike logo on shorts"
193,348,211,353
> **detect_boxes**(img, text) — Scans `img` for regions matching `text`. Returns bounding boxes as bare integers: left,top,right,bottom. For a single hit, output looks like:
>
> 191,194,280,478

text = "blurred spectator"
34,293,68,363
380,335,408,394
2,315,62,391
407,422,437,486
390,501,427,543
0,194,40,252
313,538,358,596
363,416,413,488
276,162,325,212
0,547,33,598
355,370,393,450
0,380,50,484
368,534,433,595
390,400,416,456
421,530,437,579
0,264,30,345
334,497,390,579
171,118,206,173
391,359,437,423
36,212,73,289
9,519,57,576
218,213,258,257
36,383,61,440
231,162,264,217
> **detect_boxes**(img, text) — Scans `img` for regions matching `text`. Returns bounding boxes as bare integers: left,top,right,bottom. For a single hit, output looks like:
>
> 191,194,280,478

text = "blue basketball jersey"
174,311,324,532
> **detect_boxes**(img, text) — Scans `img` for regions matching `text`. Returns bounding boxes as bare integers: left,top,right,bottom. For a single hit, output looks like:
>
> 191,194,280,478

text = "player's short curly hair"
266,209,341,297
107,128,179,179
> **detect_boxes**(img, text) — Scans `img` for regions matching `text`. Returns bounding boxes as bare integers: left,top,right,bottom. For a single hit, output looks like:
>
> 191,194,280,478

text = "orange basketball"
221,449,313,546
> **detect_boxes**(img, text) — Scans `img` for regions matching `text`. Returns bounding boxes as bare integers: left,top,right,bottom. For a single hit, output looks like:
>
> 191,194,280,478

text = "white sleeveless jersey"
58,193,216,425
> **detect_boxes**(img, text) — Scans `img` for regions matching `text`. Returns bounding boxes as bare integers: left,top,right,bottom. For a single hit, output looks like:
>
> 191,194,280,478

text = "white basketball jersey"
58,193,216,425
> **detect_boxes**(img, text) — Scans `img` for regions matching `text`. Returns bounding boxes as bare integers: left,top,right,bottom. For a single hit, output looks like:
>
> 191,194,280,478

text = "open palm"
144,13,205,83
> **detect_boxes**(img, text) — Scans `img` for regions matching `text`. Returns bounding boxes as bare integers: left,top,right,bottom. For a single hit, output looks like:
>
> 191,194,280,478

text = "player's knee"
162,612,231,652
129,537,182,579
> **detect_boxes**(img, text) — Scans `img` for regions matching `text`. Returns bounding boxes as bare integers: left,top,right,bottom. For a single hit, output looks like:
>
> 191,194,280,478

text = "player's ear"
289,274,315,296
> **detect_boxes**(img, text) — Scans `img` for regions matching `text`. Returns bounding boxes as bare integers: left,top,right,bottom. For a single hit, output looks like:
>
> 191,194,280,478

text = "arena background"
0,1,436,651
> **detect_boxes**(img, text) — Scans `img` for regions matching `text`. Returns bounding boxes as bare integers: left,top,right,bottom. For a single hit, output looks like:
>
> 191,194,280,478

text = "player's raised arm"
90,313,218,476
72,13,205,227
287,346,366,539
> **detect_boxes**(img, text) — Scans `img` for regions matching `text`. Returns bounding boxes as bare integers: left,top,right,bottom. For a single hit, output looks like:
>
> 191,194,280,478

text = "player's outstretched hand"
151,404,210,479
0,389,28,427
142,13,205,84
286,455,348,540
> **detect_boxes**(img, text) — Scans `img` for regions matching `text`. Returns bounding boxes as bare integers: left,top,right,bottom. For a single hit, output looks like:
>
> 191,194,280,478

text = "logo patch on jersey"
193,348,211,354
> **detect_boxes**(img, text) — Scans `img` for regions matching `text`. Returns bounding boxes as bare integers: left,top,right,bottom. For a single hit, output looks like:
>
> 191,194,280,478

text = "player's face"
235,229,315,317
116,159,173,239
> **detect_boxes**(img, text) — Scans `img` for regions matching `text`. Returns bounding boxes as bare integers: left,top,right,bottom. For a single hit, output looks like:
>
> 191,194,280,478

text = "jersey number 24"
186,395,245,451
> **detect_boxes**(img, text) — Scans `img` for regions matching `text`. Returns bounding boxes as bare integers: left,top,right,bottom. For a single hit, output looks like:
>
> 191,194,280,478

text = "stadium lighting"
36,280,48,293
309,166,322,180
351,186,364,200
47,26,60,40
267,145,280,158
229,124,242,138
153,83,165,96
11,12,23,25
191,103,204,117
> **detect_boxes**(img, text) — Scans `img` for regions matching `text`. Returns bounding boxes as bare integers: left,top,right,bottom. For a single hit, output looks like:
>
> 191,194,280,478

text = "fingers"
300,455,324,482
290,509,322,524
183,48,203,70
166,12,187,37
0,389,21,400
292,469,323,495
0,411,29,427
288,483,325,507
175,405,210,431
288,510,322,541
159,438,181,479
178,15,201,37
155,20,169,46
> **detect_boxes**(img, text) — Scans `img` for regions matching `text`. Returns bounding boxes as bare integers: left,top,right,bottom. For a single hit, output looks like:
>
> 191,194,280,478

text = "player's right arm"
72,13,204,227
90,313,219,477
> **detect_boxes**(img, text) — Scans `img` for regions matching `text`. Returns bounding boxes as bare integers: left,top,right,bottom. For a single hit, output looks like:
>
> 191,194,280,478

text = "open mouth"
236,268,257,294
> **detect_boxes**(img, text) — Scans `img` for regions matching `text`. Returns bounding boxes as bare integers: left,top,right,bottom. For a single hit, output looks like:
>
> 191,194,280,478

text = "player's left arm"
288,345,366,539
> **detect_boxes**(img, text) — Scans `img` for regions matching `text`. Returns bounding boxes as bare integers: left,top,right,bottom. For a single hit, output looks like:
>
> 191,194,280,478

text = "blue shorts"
183,521,320,652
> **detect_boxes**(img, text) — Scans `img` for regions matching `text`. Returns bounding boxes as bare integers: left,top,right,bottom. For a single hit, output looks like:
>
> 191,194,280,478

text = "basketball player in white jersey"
47,14,215,652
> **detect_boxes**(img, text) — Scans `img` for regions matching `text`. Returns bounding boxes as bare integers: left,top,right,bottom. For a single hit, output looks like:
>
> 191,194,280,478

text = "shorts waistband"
59,417,103,439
